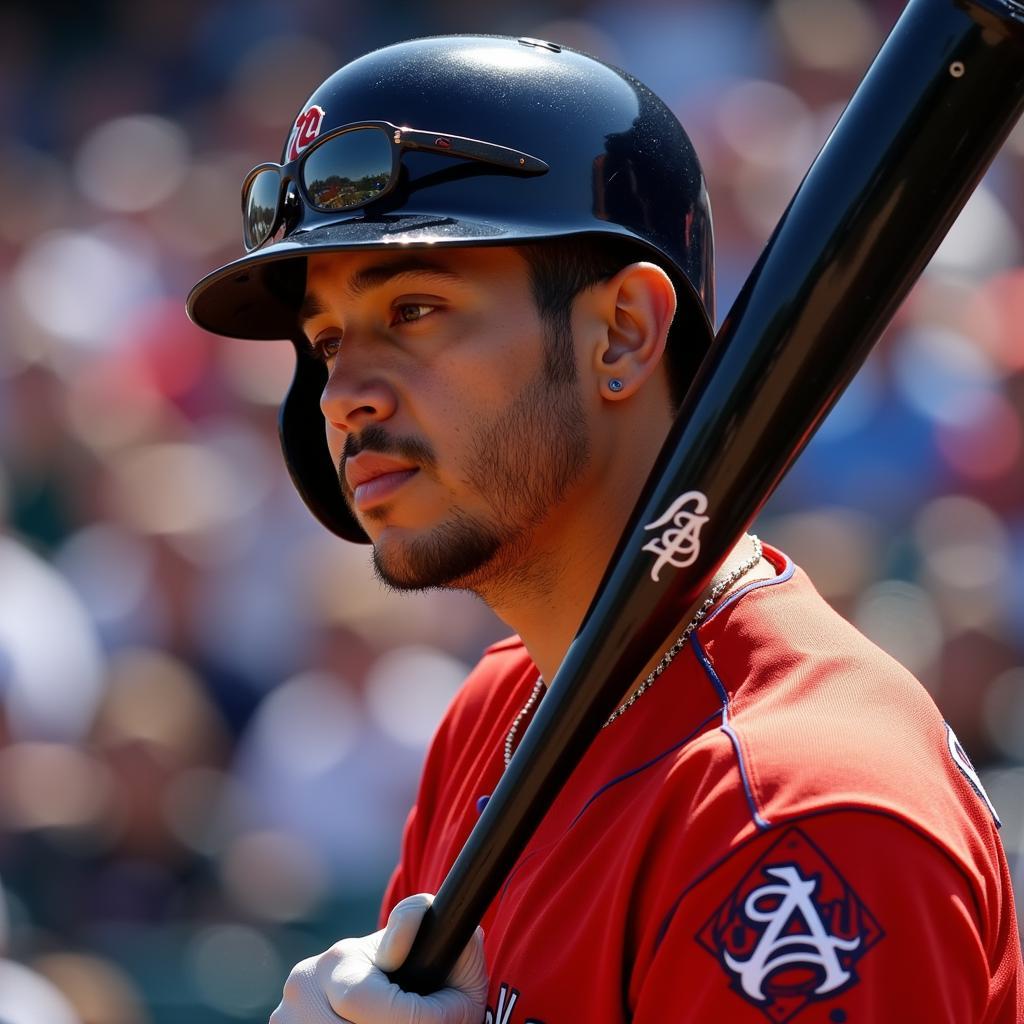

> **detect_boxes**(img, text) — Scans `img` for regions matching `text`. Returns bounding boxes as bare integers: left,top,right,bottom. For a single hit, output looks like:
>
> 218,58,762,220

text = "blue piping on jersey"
499,706,724,902
566,707,724,831
691,632,772,832
703,549,796,628
564,556,793,832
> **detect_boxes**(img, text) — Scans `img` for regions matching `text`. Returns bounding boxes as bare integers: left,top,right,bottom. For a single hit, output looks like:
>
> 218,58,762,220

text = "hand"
269,893,488,1024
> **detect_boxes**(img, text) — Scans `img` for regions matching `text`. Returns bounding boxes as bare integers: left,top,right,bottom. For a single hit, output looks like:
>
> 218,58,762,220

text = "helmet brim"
186,213,714,342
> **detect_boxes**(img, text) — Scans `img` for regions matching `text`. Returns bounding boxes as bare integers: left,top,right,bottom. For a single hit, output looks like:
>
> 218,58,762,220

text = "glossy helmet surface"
186,34,714,542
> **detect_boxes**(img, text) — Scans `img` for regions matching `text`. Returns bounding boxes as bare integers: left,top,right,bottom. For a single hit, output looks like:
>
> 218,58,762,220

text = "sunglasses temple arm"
398,129,548,174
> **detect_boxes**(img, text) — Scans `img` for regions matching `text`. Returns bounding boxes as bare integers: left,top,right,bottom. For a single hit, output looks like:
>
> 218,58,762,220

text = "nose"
319,358,397,434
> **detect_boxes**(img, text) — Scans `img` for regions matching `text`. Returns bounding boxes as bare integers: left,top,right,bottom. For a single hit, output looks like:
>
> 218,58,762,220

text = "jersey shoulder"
692,549,1003,879
637,806,1023,1024
384,635,538,904
438,634,536,738
631,554,1020,1020
416,633,537,800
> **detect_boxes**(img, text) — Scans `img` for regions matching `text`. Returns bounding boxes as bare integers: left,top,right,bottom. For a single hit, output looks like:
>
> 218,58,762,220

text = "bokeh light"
913,495,1012,633
771,0,882,71
0,536,106,740
365,646,470,749
763,506,880,603
0,959,80,1024
187,925,282,1017
0,145,71,246
12,226,161,352
240,670,361,781
0,743,114,835
162,766,245,858
891,325,999,427
220,829,328,922
74,115,190,214
932,185,1022,280
33,952,151,1024
853,580,944,680
985,669,1024,761
54,523,160,643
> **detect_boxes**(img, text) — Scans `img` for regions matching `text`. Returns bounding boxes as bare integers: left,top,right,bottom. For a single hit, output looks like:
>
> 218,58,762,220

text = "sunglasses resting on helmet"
241,120,549,251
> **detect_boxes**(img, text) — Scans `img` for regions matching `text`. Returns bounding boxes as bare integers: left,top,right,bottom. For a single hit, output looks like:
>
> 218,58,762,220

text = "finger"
269,1006,354,1024
374,893,434,973
448,925,487,992
276,953,354,1024
337,980,481,1024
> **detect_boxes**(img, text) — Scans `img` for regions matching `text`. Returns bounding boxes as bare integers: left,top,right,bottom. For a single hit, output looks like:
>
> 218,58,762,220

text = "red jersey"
382,547,1023,1023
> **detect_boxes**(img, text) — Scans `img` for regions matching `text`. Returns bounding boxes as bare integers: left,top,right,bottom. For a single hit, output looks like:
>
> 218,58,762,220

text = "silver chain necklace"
503,535,764,769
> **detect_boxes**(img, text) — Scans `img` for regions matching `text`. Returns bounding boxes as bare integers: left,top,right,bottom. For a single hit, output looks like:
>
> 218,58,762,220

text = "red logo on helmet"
287,105,326,162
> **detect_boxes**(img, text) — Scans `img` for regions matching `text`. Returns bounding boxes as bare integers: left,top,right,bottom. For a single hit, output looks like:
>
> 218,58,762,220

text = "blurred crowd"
0,1,1022,1021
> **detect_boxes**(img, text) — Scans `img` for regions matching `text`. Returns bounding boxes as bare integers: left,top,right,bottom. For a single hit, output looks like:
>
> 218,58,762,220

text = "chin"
369,510,511,593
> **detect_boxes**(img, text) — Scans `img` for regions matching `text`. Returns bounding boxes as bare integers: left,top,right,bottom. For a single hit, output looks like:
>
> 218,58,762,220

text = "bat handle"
388,903,447,995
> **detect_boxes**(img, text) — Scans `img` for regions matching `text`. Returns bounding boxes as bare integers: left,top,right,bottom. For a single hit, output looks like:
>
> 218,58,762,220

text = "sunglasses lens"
244,168,281,249
303,127,393,211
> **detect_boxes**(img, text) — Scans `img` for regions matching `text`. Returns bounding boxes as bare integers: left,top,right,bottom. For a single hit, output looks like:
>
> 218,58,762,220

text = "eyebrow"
299,256,466,328
298,293,327,326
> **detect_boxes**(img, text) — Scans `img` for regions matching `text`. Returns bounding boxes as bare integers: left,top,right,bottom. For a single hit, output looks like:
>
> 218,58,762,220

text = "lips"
344,453,419,510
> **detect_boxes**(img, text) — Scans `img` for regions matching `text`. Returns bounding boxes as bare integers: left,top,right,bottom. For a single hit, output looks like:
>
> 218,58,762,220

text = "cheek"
432,312,544,406
324,420,345,468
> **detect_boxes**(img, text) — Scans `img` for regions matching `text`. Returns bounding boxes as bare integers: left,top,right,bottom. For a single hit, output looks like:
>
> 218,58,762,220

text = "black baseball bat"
391,0,1024,995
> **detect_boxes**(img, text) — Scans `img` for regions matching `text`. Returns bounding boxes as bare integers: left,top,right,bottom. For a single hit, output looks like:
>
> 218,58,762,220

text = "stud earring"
608,378,624,393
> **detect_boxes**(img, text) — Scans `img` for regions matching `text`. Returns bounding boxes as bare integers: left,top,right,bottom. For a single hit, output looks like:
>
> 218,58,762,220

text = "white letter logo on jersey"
484,982,545,1024
698,827,883,1023
642,490,709,582
946,722,1001,826
724,865,860,1001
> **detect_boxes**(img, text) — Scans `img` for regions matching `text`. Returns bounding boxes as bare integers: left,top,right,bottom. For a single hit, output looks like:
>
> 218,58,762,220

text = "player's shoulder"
638,550,1018,1012
467,634,534,696
432,634,535,741
409,634,537,816
481,634,530,658
690,545,1003,869
640,802,1022,1024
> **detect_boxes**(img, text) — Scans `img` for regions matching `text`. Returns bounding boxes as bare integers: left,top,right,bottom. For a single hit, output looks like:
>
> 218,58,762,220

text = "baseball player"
186,36,1023,1023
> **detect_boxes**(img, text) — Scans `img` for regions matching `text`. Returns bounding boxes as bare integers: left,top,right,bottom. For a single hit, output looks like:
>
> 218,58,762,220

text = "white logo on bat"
642,490,709,582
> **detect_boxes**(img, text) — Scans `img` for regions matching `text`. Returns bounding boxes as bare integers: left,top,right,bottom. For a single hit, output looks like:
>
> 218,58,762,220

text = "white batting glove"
269,893,488,1024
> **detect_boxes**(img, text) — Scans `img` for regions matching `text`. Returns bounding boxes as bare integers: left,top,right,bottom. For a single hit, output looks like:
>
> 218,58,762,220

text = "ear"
585,262,677,400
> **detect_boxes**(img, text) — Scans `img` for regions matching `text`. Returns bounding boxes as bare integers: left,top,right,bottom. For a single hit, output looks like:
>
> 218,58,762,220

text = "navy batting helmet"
186,34,714,542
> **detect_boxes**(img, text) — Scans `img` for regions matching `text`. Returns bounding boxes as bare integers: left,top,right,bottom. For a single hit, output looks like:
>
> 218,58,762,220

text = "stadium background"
0,1,1022,1020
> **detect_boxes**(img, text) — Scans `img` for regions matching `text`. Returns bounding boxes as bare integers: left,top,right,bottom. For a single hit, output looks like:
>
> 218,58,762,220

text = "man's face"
301,246,591,594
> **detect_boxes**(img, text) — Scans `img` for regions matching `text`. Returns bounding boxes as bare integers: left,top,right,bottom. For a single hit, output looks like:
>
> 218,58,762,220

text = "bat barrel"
389,0,1024,995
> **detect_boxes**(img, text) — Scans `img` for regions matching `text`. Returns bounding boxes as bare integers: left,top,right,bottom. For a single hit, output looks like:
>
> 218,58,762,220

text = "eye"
311,335,342,363
391,303,436,325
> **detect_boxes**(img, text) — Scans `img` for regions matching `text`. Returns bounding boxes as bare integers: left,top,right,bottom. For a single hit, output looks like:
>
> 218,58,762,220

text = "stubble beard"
368,367,590,600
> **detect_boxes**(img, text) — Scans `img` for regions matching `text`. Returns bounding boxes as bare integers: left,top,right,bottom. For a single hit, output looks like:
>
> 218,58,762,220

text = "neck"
490,527,770,686
483,495,630,683
476,423,775,684
475,396,773,687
